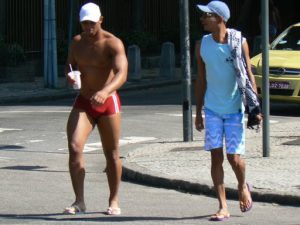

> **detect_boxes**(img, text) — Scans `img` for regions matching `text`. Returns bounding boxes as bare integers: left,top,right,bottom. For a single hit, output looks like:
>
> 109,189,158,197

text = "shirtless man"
63,2,128,215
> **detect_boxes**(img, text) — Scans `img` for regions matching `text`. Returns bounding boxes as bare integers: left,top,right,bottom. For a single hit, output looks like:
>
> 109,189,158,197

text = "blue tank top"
200,34,243,114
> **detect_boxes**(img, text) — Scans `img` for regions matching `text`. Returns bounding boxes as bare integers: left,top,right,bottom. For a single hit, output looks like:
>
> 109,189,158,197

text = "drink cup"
68,71,81,90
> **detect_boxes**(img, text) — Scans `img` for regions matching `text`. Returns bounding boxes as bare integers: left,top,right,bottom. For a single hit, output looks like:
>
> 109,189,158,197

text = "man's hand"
195,114,204,132
66,75,75,85
90,90,109,106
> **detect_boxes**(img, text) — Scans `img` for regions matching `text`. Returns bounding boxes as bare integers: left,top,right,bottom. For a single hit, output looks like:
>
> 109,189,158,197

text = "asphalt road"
0,84,299,224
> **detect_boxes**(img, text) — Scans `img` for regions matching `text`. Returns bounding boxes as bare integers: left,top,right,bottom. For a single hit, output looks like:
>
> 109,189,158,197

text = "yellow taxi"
251,22,300,103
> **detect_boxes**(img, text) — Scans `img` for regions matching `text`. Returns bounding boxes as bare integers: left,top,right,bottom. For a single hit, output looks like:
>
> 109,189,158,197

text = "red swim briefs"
73,92,121,119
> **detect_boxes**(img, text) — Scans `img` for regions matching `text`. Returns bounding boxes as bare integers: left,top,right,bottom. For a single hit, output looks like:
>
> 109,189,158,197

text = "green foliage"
119,31,159,54
0,38,25,66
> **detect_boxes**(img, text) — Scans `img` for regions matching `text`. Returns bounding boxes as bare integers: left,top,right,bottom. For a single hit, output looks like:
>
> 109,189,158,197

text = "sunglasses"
201,12,216,18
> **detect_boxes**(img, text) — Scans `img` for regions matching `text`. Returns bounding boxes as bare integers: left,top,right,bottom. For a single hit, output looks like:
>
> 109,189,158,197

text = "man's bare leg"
227,154,252,212
66,108,94,211
97,113,122,210
211,148,230,218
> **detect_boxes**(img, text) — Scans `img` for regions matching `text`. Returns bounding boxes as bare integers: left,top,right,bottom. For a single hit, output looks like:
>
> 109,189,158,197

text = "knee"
69,140,84,152
104,149,120,162
68,140,84,156
227,155,242,168
211,156,224,167
211,151,224,167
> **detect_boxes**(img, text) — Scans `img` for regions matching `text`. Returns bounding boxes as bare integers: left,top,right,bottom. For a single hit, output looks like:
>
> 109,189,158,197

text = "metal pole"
67,0,74,45
50,0,58,88
0,0,6,37
43,0,49,87
179,0,193,142
261,0,270,157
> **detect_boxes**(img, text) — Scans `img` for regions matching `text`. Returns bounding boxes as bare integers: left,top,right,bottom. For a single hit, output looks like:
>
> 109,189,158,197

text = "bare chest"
74,42,111,66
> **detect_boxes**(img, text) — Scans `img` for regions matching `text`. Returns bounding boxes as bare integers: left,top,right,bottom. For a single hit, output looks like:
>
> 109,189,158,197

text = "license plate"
269,81,290,89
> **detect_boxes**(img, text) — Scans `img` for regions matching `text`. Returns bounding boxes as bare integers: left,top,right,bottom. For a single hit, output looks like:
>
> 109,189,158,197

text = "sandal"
106,207,121,215
239,183,253,213
63,203,86,215
210,209,230,221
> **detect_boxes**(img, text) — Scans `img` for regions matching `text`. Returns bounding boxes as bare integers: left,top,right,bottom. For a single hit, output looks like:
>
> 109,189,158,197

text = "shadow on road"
0,212,213,223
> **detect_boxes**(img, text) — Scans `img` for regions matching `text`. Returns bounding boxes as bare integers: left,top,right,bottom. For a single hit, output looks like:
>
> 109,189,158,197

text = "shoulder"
227,28,247,44
242,37,247,44
103,31,123,48
202,33,211,40
69,34,82,48
68,34,82,51
201,34,213,45
103,31,125,52
227,28,242,37
200,34,212,45
72,34,82,43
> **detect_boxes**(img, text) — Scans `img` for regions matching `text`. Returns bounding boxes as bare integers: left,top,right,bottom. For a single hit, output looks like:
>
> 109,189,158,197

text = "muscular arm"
102,38,128,95
64,36,81,86
64,36,80,76
242,40,258,93
194,41,206,131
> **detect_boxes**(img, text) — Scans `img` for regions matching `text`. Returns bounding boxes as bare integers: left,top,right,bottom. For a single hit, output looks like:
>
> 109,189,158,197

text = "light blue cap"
197,1,230,22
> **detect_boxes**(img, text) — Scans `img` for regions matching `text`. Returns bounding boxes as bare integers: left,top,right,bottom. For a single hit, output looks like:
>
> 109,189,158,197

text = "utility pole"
67,0,74,45
43,0,58,88
179,0,193,142
261,0,270,157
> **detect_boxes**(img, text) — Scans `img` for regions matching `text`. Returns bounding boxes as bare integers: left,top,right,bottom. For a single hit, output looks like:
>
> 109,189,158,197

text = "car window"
272,26,300,51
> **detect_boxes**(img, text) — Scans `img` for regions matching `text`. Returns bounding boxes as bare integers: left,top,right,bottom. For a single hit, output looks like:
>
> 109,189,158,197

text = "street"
0,84,299,225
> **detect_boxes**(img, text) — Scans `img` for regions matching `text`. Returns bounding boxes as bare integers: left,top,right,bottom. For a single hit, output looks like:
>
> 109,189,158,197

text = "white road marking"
0,128,23,133
0,156,12,161
28,140,44,143
155,113,279,123
156,113,183,117
121,136,157,144
58,136,157,152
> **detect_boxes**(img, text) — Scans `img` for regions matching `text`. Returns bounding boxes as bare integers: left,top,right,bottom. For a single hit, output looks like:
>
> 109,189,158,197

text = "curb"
122,166,300,207
0,79,182,105
120,79,182,92
0,90,77,105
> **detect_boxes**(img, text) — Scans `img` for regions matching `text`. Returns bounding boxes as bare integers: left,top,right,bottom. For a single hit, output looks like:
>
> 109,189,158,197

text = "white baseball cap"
79,2,101,22
197,1,230,22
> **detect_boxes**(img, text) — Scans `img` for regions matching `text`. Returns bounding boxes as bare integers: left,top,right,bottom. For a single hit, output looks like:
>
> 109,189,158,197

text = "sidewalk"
0,69,182,105
1,71,299,206
122,135,300,206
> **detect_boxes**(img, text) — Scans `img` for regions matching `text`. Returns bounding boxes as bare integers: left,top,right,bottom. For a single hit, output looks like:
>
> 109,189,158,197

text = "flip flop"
210,209,230,221
240,183,253,213
63,204,86,215
106,207,121,215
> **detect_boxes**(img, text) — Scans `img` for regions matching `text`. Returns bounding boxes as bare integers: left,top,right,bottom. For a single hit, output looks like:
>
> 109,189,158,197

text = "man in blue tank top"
194,1,257,221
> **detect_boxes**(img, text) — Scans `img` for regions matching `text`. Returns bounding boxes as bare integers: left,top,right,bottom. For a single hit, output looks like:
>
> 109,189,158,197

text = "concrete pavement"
0,72,299,207
0,69,182,105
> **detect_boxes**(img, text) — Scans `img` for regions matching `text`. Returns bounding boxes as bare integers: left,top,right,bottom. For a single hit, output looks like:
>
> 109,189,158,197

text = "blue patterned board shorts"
204,108,245,154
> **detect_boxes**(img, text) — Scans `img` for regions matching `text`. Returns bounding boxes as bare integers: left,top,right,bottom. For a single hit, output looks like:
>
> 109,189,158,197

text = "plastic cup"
68,71,81,89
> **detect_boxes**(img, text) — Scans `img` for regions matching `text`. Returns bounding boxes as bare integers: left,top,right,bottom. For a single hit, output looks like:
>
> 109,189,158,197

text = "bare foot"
210,208,230,221
63,202,86,214
238,183,253,212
